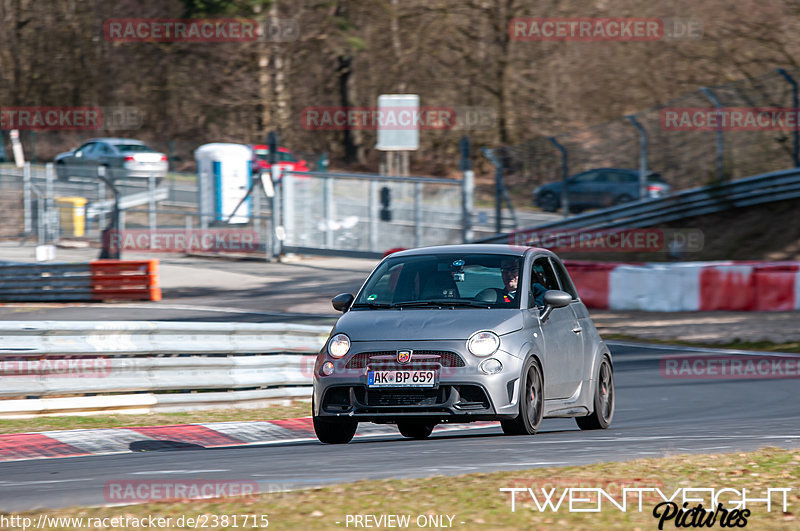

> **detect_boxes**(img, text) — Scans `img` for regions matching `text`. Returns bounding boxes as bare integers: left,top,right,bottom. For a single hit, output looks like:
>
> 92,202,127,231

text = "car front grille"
320,385,493,414
345,350,465,369
355,387,447,407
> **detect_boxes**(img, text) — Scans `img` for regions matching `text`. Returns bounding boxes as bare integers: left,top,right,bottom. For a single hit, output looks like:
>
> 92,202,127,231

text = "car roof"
387,244,550,258
83,138,147,145
580,168,657,174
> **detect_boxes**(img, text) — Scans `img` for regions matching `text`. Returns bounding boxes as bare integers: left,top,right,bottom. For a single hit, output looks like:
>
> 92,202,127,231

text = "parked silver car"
313,244,614,444
55,138,168,181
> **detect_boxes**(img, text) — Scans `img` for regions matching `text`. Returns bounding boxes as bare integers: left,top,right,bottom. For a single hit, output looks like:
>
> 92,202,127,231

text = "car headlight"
467,330,500,357
328,333,351,358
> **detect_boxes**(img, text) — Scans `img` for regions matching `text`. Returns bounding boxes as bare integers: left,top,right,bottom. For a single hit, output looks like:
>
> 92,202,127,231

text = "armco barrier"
0,260,160,302
0,321,331,417
566,260,800,311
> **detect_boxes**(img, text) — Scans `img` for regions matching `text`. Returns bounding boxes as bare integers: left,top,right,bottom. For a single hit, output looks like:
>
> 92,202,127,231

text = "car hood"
334,308,523,341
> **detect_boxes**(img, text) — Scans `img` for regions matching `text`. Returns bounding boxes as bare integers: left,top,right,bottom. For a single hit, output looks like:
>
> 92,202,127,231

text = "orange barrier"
90,260,161,301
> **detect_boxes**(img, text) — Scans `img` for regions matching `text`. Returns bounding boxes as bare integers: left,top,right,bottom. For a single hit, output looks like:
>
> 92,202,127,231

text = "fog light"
321,361,335,376
479,358,503,375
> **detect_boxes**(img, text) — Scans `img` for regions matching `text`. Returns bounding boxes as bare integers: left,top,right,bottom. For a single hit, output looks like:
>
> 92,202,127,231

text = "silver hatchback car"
312,244,615,444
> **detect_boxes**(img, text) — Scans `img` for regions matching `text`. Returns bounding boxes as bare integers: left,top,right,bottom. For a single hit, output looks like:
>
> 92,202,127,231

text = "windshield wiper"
393,299,490,308
351,302,394,309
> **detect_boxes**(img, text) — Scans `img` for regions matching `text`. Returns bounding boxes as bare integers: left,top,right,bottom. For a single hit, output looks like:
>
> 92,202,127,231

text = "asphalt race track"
1,342,799,512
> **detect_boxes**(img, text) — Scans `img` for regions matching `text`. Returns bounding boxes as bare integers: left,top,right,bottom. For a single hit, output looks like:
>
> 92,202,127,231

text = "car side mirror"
540,290,572,323
332,293,354,312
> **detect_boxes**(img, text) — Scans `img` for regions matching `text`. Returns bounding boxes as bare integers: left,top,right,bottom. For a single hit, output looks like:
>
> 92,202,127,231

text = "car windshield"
353,253,523,309
115,144,156,153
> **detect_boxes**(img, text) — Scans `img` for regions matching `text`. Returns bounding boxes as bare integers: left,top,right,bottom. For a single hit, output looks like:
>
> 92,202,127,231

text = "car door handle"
572,327,582,334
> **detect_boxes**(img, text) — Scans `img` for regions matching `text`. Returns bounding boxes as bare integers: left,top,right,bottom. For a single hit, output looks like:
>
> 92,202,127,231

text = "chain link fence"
0,163,472,258
491,67,800,212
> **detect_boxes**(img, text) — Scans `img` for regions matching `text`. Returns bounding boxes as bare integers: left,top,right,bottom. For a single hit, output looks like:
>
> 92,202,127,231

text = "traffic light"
380,186,392,222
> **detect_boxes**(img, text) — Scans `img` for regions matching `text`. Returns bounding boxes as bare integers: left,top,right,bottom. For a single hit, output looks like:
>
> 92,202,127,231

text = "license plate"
367,370,436,388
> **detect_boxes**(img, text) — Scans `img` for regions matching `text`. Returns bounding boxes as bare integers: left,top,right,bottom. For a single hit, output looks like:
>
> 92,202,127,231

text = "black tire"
312,393,357,444
576,357,615,430
397,421,436,440
538,191,560,212
501,358,544,435
313,415,357,444
613,194,633,206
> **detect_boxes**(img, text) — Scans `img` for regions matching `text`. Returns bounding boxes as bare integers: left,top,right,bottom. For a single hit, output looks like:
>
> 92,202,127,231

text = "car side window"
605,172,631,183
551,259,578,299
530,257,559,307
75,143,95,157
571,171,599,184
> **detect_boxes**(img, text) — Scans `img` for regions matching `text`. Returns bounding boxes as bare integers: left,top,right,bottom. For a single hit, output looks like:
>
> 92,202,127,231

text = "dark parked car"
55,138,168,181
533,168,670,213
313,244,614,444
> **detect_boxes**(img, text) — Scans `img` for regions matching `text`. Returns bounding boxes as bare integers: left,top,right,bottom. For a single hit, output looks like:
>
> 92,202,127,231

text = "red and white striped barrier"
565,261,800,311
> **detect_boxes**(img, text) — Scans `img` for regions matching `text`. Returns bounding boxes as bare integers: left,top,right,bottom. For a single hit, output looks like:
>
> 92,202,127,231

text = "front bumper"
313,340,524,423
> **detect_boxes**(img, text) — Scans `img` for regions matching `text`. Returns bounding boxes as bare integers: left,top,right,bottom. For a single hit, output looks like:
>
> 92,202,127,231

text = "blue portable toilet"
194,143,252,225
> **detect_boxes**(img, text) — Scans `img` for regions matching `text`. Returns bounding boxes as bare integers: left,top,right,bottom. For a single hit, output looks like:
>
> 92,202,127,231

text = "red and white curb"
566,260,800,311
0,419,499,462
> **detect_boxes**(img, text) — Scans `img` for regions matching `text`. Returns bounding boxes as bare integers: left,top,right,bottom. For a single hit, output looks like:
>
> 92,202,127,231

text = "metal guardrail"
0,263,92,301
86,187,169,218
0,261,160,302
0,321,331,417
479,167,800,241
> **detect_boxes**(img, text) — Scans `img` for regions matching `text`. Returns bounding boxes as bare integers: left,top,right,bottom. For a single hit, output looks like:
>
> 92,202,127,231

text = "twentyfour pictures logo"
509,18,702,41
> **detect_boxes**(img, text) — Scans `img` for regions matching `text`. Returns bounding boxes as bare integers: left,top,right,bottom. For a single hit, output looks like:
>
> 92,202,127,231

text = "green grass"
0,401,311,434
604,333,800,354
5,447,798,529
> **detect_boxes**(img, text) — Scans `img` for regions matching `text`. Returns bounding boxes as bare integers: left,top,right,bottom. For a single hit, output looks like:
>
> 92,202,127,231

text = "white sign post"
10,129,25,168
